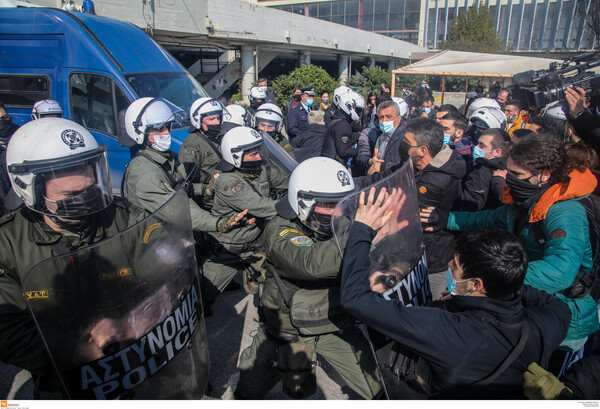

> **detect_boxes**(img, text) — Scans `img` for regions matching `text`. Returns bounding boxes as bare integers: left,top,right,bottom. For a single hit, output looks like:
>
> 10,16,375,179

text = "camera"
511,52,600,110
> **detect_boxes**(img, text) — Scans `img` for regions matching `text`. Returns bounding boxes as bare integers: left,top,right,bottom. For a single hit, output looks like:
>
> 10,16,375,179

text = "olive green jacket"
178,130,221,208
0,199,144,380
122,147,220,232
211,166,288,248
260,215,353,335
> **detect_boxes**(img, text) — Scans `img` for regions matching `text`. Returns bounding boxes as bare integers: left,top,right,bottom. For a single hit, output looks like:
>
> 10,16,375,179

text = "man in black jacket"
456,128,510,211
404,117,466,300
291,110,327,163
341,214,571,398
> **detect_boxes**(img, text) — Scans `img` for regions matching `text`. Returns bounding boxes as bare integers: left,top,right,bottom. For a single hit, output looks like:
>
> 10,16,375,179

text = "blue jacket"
448,195,599,346
286,103,310,138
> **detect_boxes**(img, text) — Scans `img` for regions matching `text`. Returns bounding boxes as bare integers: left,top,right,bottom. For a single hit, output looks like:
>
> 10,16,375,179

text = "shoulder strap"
266,263,292,307
194,131,222,159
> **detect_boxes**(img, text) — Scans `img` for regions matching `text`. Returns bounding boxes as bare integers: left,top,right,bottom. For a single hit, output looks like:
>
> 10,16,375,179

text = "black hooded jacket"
291,123,327,163
414,145,466,272
321,107,359,164
456,156,507,211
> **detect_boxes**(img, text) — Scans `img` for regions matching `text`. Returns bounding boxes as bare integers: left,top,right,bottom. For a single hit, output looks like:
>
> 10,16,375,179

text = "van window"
0,75,50,108
70,73,130,136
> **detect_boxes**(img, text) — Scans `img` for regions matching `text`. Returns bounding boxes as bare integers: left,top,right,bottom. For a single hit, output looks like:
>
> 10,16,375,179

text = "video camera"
511,51,600,110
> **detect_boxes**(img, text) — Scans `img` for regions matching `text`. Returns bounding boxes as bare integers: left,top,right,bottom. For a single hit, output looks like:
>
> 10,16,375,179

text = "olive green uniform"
0,199,146,398
178,130,221,209
212,166,288,250
202,166,289,303
235,215,382,400
122,147,221,232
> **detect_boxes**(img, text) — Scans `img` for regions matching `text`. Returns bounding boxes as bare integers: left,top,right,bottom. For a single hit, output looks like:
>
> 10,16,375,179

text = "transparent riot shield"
332,160,432,399
21,191,209,399
260,131,298,174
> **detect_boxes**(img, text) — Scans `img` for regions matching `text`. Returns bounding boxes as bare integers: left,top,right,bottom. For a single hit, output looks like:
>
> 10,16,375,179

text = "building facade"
255,0,596,51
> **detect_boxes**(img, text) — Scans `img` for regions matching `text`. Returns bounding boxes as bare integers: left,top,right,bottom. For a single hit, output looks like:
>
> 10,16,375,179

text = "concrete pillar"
388,60,396,71
369,57,376,67
241,45,256,104
300,50,311,66
339,55,349,85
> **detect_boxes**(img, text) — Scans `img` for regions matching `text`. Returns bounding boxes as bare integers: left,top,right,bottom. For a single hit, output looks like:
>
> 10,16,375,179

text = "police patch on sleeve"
290,235,313,247
341,136,349,144
224,181,244,195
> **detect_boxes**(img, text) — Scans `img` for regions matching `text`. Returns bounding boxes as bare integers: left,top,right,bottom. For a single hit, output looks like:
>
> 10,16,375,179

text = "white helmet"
541,101,567,121
333,86,365,123
220,126,264,169
190,97,226,130
6,118,113,217
31,99,63,120
287,157,355,227
223,104,249,126
249,86,267,101
470,107,507,130
253,103,283,132
124,97,184,144
466,97,501,119
391,97,409,118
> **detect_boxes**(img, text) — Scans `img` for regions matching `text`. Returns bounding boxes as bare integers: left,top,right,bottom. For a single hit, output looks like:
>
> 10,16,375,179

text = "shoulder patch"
419,186,427,194
184,148,195,156
341,136,349,144
24,290,49,300
550,229,567,240
224,180,244,195
289,235,313,247
279,228,303,237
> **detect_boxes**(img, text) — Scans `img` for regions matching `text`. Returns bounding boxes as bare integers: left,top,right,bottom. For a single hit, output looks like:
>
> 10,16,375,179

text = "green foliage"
346,66,392,94
393,59,427,93
271,65,338,107
442,3,509,54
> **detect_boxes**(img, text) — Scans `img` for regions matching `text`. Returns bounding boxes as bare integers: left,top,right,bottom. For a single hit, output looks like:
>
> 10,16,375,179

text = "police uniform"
286,103,310,139
0,198,146,398
235,214,382,400
122,147,220,232
178,129,222,209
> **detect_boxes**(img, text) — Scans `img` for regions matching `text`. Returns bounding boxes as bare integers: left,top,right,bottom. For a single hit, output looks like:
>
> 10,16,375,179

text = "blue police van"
0,6,208,191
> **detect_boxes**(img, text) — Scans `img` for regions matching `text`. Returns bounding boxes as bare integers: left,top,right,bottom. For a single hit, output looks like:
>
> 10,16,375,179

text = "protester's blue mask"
379,120,396,135
306,99,314,107
443,133,452,145
423,107,432,114
446,267,474,296
472,145,488,162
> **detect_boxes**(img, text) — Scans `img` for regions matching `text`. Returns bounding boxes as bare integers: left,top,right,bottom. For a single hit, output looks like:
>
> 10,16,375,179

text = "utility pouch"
289,287,351,336
275,341,317,399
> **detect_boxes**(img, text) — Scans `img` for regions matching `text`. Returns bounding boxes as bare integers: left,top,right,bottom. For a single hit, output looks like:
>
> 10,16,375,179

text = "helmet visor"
141,99,187,135
256,118,279,131
23,148,113,218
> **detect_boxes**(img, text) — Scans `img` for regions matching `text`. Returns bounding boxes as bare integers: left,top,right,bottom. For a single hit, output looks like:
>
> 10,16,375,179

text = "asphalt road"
0,276,361,400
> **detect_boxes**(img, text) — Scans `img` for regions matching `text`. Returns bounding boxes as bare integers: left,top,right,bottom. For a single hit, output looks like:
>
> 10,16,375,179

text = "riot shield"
332,160,431,399
21,191,209,399
260,131,298,174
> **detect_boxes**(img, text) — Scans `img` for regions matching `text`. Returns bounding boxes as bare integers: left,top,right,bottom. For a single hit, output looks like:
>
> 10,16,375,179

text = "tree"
441,4,509,54
271,65,338,107
346,65,392,94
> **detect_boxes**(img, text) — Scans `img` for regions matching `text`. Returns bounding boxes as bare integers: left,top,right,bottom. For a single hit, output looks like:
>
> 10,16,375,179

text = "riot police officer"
31,99,64,120
234,157,382,400
179,97,228,209
321,86,365,166
253,103,289,148
0,118,145,398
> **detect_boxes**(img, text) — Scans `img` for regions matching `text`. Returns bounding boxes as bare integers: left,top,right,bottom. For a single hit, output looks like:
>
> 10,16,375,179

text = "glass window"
362,13,374,30
388,13,404,30
405,12,420,30
293,4,304,14
0,75,50,108
373,12,388,31
346,0,359,14
332,14,344,24
390,0,405,13
362,0,374,14
332,2,343,15
374,0,389,14
308,4,317,17
406,0,420,12
319,3,330,18
346,13,359,27
70,73,130,136
281,5,293,12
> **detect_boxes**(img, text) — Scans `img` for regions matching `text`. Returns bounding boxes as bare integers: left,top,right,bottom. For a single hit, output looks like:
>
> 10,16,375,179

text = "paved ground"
0,276,360,400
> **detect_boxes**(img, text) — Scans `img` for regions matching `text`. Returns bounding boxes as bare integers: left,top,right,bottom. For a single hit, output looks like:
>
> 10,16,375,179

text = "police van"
0,6,209,191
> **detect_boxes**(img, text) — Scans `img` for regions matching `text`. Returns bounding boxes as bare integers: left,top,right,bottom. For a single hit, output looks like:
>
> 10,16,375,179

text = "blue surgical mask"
322,98,329,105
306,99,314,107
446,267,474,296
423,107,431,114
421,84,426,88
443,133,452,145
472,145,488,162
379,120,396,135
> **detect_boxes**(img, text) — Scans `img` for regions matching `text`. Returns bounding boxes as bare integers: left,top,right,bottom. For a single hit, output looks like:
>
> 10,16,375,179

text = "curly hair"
509,133,567,184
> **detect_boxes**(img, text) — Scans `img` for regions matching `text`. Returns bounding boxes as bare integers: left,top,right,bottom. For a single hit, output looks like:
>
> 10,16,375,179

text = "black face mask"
266,130,278,139
47,215,92,231
294,94,302,102
505,173,546,205
309,211,333,237
49,186,107,218
251,100,263,110
0,118,13,141
205,124,221,139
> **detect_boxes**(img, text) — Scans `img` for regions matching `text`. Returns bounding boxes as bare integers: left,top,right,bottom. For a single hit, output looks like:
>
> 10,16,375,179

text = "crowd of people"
0,71,599,400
